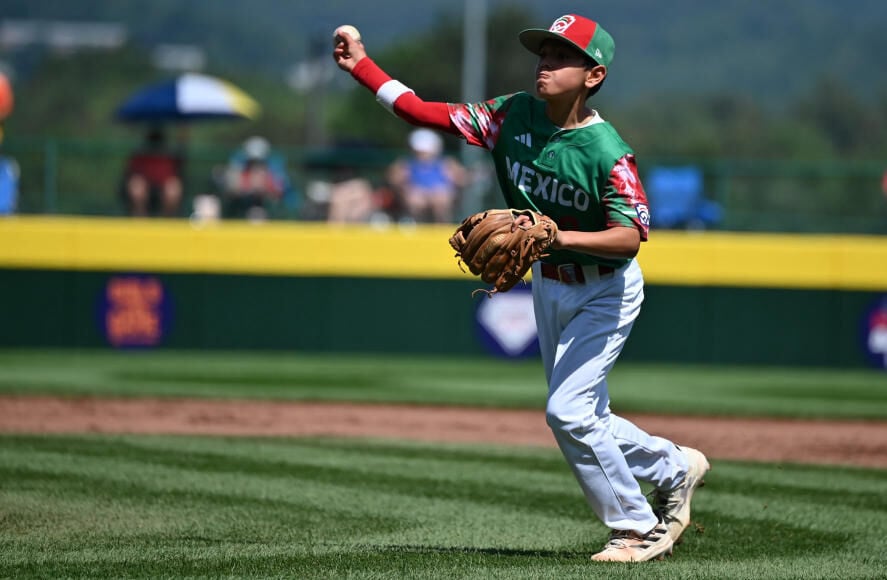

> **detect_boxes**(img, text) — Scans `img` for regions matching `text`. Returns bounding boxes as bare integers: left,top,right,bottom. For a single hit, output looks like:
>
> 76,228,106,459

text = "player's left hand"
512,212,535,230
449,208,559,297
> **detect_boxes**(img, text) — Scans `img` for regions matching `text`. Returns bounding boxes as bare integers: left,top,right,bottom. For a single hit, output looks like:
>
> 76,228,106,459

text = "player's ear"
585,64,607,91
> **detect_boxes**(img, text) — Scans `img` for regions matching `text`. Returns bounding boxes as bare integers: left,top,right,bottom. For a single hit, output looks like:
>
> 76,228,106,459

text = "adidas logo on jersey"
514,133,532,147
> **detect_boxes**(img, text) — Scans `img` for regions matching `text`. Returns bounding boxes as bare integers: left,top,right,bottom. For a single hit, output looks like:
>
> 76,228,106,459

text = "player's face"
534,40,604,100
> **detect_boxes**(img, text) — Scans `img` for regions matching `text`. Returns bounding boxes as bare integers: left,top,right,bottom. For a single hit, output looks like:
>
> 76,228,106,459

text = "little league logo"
550,15,576,33
475,285,539,358
635,203,651,227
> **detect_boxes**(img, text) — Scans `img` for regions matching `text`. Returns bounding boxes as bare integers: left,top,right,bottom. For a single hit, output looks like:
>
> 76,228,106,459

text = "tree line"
1,6,885,228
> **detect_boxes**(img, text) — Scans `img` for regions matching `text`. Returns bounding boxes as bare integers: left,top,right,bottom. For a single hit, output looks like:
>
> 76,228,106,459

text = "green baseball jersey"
448,92,650,268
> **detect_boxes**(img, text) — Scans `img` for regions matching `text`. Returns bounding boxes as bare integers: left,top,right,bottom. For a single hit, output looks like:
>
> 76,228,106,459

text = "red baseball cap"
519,14,615,67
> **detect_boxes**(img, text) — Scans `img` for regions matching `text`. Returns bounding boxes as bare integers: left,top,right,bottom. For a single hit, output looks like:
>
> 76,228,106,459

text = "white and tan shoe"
652,446,711,542
590,521,674,563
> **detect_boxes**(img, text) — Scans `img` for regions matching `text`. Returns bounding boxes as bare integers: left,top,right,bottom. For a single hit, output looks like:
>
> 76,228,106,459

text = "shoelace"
604,529,643,549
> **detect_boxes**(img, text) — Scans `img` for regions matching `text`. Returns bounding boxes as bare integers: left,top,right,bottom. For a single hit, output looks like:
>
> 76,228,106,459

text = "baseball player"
334,14,710,562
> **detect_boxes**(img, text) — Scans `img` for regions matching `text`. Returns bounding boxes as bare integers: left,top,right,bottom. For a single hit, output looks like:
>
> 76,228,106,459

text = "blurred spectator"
121,127,184,217
0,75,17,215
302,142,398,224
387,128,466,223
0,133,18,215
220,136,294,222
324,166,379,224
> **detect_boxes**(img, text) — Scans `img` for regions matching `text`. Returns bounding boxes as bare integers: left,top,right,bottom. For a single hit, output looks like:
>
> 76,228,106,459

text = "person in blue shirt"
0,154,18,215
387,128,466,223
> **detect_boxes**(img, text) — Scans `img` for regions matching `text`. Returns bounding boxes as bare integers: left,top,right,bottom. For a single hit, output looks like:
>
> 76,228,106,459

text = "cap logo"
594,48,603,59
549,15,576,34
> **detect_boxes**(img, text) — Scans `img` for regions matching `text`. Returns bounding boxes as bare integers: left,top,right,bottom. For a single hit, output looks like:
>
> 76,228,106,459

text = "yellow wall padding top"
1,216,885,290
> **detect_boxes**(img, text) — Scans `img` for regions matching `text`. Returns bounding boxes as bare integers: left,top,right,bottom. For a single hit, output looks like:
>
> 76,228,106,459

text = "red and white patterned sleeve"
602,155,651,241
447,95,514,150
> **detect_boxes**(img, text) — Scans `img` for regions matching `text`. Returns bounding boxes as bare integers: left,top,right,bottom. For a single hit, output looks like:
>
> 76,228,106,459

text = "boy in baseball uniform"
334,14,709,562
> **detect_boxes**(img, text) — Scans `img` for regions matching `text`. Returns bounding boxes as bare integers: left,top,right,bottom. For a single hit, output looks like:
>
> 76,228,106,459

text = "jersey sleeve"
602,154,651,241
351,58,455,132
447,94,516,150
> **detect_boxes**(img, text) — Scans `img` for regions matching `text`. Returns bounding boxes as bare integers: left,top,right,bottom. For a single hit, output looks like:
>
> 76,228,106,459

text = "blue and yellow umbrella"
115,73,260,122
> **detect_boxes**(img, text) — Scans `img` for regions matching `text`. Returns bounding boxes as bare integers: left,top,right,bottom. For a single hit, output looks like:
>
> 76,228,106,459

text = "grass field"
0,349,886,419
0,349,885,579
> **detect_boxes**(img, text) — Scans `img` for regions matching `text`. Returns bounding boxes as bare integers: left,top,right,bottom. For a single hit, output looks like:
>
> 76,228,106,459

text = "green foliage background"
1,2,886,227
3,1,886,157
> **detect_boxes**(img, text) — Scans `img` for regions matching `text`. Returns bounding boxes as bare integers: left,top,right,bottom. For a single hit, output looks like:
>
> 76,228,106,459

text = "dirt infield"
1,395,885,468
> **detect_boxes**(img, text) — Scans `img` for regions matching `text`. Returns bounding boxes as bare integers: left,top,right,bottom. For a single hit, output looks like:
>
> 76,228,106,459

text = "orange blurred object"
0,73,13,120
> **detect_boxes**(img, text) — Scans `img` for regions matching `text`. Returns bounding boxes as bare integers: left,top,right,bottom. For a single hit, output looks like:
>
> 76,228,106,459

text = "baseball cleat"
590,521,674,563
651,446,710,543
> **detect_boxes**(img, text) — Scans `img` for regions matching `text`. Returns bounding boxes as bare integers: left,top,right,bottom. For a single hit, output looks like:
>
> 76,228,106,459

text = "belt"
539,262,615,284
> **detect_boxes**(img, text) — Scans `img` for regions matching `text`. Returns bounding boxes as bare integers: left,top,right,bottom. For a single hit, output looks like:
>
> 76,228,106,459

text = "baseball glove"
449,208,558,297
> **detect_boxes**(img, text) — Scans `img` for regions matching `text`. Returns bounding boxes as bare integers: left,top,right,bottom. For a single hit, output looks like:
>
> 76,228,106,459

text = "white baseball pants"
531,258,689,534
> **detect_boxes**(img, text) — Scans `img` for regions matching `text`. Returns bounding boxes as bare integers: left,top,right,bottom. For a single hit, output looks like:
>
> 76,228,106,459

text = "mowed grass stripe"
0,435,586,521
1,350,886,419
0,435,885,579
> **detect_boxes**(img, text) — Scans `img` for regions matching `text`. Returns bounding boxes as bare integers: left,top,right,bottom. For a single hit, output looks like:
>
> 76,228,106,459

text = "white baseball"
334,25,361,45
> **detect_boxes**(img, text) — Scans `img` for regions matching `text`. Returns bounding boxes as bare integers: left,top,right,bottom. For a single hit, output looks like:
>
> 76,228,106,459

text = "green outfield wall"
1,217,885,368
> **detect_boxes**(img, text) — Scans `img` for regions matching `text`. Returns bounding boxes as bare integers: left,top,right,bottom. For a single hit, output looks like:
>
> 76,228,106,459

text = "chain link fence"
2,137,885,234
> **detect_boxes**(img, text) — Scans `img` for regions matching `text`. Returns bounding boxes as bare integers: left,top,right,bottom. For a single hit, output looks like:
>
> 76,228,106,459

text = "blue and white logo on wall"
475,285,539,358
862,295,887,370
